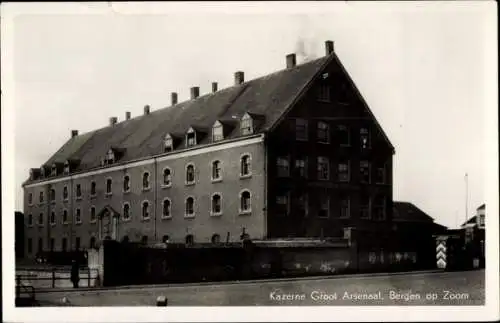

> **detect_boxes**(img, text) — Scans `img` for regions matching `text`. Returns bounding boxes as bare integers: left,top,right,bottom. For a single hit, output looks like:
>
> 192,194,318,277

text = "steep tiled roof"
41,55,332,173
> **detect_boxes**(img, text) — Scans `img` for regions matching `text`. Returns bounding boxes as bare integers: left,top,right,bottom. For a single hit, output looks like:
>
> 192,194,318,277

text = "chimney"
109,117,117,126
286,53,296,68
234,71,244,85
144,105,150,115
71,130,78,138
171,92,178,105
125,111,131,120
190,87,200,100
212,82,218,93
325,40,334,55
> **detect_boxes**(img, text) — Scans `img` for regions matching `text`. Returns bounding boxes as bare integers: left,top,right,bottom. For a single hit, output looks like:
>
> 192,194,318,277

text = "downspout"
154,157,158,242
263,132,268,239
46,184,51,253
70,176,74,251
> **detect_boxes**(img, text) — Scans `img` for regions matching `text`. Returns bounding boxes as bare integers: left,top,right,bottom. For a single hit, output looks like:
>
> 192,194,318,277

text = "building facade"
22,40,395,257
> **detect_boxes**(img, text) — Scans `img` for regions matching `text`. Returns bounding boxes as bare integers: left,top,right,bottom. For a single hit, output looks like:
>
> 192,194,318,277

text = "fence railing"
16,267,99,289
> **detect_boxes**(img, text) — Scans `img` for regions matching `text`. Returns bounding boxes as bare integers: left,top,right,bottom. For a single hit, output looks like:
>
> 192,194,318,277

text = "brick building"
22,40,395,257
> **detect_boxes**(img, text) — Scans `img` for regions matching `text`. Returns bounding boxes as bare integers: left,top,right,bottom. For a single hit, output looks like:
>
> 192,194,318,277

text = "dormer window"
105,149,115,165
186,128,197,147
164,134,173,153
51,164,57,176
240,114,254,135
63,161,70,174
212,121,224,142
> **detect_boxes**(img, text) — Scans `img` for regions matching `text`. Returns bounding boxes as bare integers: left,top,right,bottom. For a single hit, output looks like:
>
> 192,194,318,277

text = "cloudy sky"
4,2,496,228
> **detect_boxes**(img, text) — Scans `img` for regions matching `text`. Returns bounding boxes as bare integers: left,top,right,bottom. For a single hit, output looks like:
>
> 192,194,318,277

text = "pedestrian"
70,259,80,288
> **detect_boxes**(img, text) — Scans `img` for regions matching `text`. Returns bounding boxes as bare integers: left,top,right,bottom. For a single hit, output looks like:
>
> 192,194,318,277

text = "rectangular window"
50,238,55,251
90,182,96,196
212,125,224,142
50,212,56,225
295,118,308,141
28,193,33,205
294,158,308,178
318,84,331,102
337,125,350,146
186,132,196,147
340,196,350,218
317,156,329,180
241,118,253,135
28,214,33,226
360,127,371,149
76,184,82,199
317,121,330,143
39,192,44,203
360,195,370,219
277,157,290,177
276,193,290,216
318,194,330,218
372,196,386,220
376,164,386,184
27,238,32,254
90,207,96,223
75,208,81,224
360,161,371,184
298,193,308,217
338,161,350,182
38,213,44,226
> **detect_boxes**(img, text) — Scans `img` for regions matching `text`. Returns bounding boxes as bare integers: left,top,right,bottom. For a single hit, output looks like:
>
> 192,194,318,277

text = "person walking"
70,259,80,288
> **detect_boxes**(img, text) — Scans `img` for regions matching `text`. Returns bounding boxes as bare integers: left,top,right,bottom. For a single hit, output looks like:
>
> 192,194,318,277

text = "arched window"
62,209,68,224
211,234,221,244
185,234,194,246
106,178,112,195
90,237,96,249
123,175,130,192
163,168,172,186
212,161,222,180
162,199,171,218
211,194,222,215
90,206,96,223
240,191,251,213
50,211,55,225
123,203,131,220
240,155,251,176
75,208,81,223
63,186,68,200
50,189,56,202
185,197,194,217
164,134,173,152
90,181,96,196
142,172,150,190
186,164,195,184
162,235,170,243
142,201,150,219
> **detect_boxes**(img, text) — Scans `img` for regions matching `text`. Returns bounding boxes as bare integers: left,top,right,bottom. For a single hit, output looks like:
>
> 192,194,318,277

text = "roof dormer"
103,147,125,166
185,126,208,148
240,112,264,136
63,159,80,175
212,120,237,142
164,133,181,153
50,162,64,177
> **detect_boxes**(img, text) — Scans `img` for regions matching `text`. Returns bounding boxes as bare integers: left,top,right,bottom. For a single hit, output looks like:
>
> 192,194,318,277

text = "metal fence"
16,267,99,289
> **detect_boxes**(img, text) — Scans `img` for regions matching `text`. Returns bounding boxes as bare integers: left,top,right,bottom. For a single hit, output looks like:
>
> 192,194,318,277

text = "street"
34,270,484,306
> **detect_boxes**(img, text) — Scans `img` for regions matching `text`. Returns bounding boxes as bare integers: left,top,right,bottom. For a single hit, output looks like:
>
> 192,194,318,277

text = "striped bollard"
156,295,168,306
436,237,447,269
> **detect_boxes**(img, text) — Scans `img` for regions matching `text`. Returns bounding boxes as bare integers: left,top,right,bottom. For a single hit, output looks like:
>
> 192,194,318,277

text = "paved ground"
33,270,484,306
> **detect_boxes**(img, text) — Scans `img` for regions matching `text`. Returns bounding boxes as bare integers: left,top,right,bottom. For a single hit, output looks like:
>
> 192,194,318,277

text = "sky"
4,2,496,229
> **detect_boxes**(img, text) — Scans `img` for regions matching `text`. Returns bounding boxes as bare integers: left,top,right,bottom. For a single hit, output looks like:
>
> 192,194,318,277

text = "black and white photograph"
2,1,498,322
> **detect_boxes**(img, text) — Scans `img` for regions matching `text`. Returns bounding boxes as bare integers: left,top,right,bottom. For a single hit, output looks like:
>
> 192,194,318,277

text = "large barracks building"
22,40,395,257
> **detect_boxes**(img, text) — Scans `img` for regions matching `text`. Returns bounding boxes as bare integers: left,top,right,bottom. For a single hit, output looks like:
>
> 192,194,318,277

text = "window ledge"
90,195,97,200
122,218,131,223
123,190,131,194
318,141,330,144
75,222,82,226
161,215,172,220
76,197,83,201
161,184,172,189
240,174,252,179
211,178,223,183
239,210,252,215
105,193,113,198
62,222,69,226
50,223,56,227
141,217,151,222
142,187,152,192
90,220,97,224
184,214,195,219
185,182,196,186
210,212,223,217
